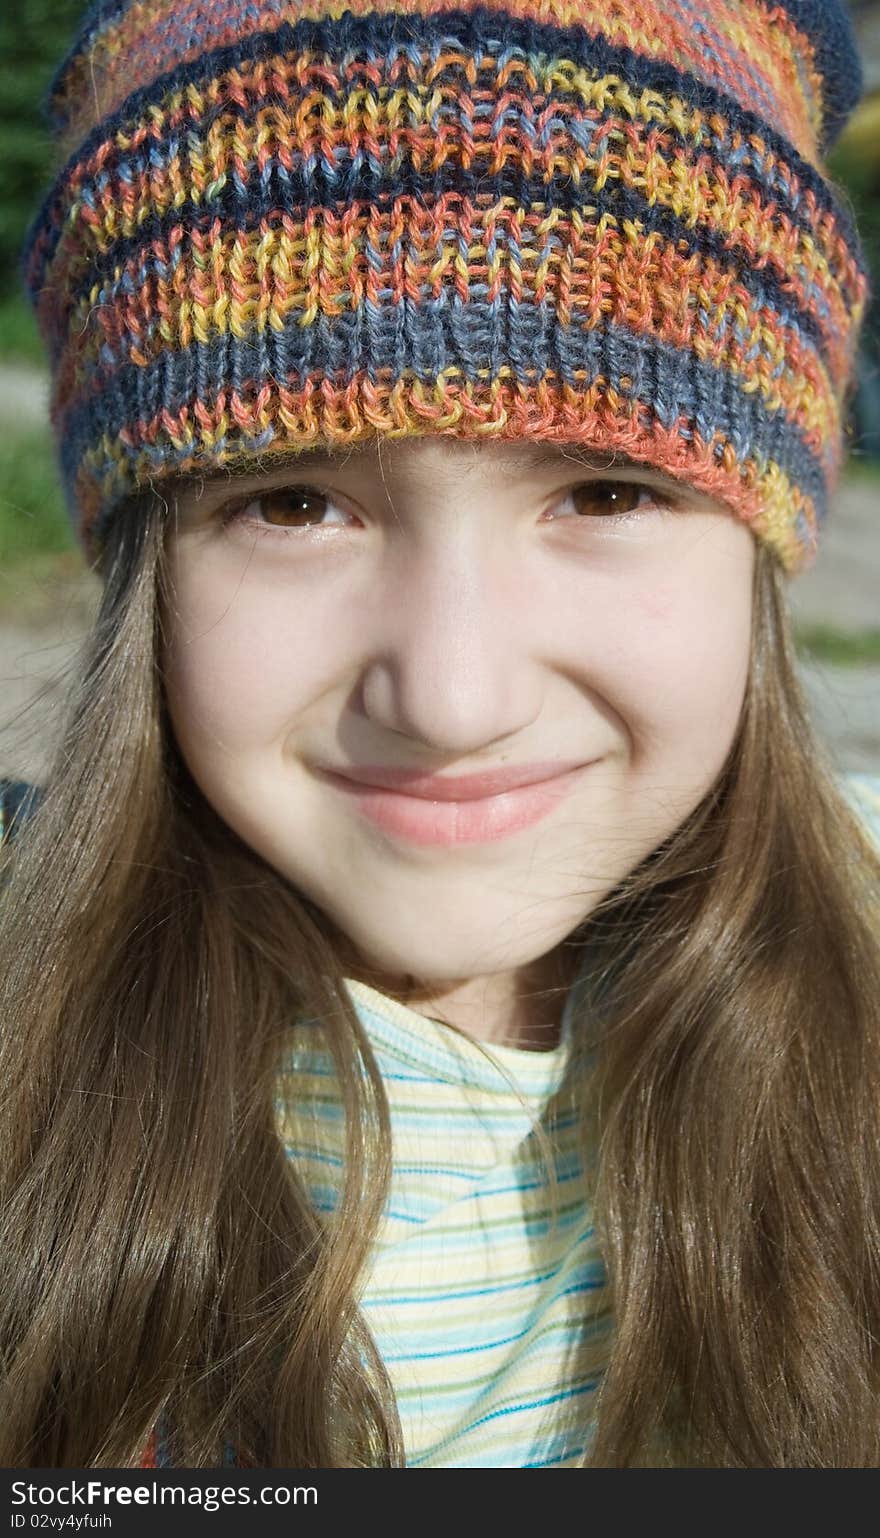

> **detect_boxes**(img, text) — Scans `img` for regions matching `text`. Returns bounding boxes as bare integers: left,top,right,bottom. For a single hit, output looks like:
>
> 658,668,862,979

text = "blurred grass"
0,423,92,624
843,453,880,489
0,425,73,565
0,292,44,367
794,627,880,667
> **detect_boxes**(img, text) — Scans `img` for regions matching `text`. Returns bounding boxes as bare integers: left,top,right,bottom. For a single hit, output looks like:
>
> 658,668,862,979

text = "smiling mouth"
320,759,591,799
315,762,594,847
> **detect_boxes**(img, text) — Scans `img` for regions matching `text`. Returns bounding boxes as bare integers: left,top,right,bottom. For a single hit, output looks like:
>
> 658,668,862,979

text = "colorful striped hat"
20,0,872,575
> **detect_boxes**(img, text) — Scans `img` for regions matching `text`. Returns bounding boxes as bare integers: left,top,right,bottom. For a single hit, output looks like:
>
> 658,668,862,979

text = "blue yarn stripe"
71,301,830,550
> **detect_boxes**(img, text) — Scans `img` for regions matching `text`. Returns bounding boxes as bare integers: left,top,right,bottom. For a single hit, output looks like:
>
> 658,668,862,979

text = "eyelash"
217,479,673,539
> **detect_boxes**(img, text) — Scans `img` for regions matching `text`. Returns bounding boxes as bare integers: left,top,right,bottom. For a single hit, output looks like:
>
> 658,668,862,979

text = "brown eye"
251,487,332,528
569,480,646,517
222,484,350,535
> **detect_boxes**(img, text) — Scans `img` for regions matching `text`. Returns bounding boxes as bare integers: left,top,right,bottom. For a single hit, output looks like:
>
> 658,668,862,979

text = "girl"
2,0,880,1470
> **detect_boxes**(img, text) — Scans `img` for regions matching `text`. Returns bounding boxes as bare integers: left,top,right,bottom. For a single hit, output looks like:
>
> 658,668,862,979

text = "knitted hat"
20,0,872,576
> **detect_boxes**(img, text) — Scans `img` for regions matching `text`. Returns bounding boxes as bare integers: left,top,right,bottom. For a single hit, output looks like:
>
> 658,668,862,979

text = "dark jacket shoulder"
0,779,44,848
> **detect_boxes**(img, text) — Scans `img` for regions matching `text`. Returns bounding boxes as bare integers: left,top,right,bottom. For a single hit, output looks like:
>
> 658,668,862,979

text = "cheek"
161,557,330,755
622,546,752,767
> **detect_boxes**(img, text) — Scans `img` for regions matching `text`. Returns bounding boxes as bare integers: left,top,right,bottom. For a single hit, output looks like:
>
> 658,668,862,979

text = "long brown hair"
1,487,879,1467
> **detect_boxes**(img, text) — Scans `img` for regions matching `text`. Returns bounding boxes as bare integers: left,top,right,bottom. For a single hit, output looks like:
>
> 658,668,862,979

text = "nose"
357,528,543,755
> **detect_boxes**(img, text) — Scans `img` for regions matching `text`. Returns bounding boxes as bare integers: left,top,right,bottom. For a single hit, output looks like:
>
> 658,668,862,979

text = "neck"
343,943,583,1052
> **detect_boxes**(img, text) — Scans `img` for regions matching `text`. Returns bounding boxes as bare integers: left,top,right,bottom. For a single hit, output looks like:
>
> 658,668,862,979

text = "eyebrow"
174,445,703,504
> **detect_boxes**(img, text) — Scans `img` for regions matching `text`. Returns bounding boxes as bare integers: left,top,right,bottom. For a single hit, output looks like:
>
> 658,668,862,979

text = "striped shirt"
277,962,608,1468
843,772,880,850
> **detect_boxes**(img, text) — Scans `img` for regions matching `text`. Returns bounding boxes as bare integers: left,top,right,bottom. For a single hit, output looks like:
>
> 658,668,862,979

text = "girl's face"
163,438,755,1024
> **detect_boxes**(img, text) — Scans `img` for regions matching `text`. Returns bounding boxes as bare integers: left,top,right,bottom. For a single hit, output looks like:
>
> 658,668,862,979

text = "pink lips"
316,760,591,846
